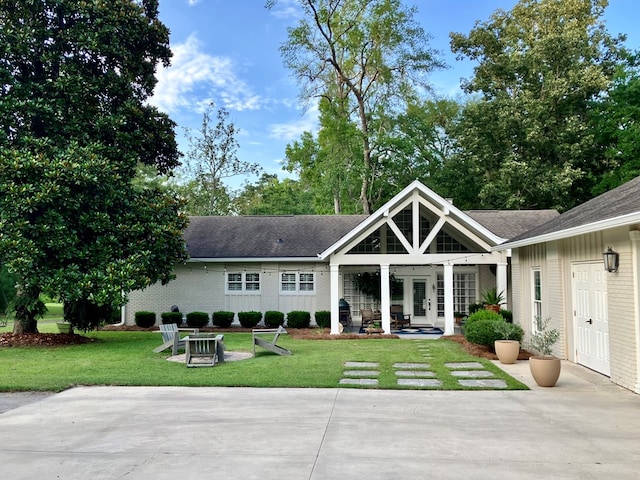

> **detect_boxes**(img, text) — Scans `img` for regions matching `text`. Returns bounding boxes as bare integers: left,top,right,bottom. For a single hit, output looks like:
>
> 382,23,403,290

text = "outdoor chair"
185,333,225,367
390,305,411,330
153,323,199,356
252,325,292,356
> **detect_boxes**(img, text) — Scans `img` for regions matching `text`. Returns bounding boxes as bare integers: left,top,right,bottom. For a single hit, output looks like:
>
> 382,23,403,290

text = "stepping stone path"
338,342,508,389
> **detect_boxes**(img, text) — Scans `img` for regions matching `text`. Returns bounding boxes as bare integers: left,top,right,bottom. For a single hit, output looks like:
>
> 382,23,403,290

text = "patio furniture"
339,299,353,330
360,308,381,328
252,326,291,356
390,305,411,330
185,333,224,367
153,324,199,355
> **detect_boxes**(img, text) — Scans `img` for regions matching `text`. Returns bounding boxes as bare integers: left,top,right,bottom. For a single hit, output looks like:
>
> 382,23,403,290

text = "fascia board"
186,257,327,263
494,211,640,251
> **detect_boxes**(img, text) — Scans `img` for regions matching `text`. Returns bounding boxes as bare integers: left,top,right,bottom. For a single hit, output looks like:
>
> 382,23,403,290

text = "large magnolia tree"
0,0,187,333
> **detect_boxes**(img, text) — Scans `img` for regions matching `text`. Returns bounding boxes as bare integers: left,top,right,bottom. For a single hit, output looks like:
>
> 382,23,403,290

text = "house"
125,180,556,335
497,176,640,394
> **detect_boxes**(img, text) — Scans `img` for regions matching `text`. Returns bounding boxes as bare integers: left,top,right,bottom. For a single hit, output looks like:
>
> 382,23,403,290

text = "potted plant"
527,317,561,387
454,311,466,325
481,288,505,313
365,321,383,334
493,321,523,364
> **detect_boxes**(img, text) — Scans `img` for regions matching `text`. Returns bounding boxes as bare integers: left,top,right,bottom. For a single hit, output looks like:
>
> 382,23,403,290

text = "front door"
412,278,435,325
572,262,610,376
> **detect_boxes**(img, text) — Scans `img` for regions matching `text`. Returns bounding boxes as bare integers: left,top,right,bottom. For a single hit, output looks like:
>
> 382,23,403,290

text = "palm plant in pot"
493,320,524,364
527,317,561,387
481,288,504,313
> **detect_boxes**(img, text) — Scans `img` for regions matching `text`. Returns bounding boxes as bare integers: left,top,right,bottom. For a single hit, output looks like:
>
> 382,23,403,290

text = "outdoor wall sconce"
603,247,619,273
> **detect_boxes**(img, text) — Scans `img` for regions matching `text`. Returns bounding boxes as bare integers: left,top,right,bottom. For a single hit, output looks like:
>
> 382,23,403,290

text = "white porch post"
380,264,391,334
497,262,508,310
330,264,341,335
444,263,454,335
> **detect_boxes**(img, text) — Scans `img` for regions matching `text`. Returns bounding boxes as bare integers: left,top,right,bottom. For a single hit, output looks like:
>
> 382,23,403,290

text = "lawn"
0,322,528,392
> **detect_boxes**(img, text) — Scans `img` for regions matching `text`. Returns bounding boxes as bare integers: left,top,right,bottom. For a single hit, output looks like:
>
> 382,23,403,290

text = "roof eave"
494,211,640,250
185,256,326,263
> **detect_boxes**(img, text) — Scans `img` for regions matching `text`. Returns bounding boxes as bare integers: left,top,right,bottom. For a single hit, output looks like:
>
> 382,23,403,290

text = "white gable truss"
320,180,509,335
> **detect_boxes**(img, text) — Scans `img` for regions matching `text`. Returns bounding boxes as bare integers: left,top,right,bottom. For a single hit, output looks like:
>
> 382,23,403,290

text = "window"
226,272,260,294
437,272,477,316
532,268,542,331
280,272,315,294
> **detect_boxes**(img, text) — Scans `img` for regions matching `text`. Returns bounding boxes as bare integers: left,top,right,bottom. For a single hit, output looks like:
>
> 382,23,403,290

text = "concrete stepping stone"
395,370,436,377
344,361,379,368
444,362,484,369
343,370,380,377
397,379,442,387
458,379,508,388
339,378,379,386
450,370,494,378
393,362,431,369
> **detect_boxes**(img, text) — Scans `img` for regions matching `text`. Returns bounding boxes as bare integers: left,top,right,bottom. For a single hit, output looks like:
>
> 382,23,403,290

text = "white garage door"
572,262,610,376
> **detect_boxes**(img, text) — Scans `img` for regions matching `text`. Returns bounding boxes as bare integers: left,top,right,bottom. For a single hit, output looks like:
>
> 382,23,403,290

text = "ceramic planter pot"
494,340,520,364
529,356,561,387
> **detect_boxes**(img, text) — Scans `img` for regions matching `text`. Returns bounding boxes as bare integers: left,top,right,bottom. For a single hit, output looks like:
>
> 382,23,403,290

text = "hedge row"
135,310,334,328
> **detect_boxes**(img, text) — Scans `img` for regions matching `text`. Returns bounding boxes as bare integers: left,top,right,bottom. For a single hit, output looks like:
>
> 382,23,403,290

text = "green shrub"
468,302,484,315
212,311,234,328
315,311,330,328
238,311,262,328
499,309,513,323
286,311,311,328
464,307,524,347
464,309,504,327
264,310,284,328
161,312,183,325
134,311,156,328
186,311,209,328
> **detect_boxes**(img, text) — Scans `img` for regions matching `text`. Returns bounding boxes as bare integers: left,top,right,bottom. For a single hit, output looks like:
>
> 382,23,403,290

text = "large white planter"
494,340,520,364
529,356,561,387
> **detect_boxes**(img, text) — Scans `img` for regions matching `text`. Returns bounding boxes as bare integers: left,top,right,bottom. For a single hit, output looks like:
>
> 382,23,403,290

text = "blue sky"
150,0,640,188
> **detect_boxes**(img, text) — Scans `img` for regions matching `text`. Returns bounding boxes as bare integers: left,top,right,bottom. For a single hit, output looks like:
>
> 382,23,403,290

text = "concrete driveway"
0,361,638,479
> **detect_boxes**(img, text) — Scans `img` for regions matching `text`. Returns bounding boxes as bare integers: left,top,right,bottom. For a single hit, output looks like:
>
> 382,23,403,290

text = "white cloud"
269,102,319,141
267,0,301,20
187,0,201,6
150,34,264,114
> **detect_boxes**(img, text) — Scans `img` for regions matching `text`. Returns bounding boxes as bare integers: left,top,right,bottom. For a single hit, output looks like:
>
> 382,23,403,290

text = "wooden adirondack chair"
153,324,198,356
252,326,291,356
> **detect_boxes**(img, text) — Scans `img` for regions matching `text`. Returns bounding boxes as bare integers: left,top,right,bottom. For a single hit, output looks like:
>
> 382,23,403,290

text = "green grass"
0,326,528,392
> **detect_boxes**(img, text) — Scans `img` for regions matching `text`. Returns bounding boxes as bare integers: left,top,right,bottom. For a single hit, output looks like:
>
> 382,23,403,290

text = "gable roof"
185,215,367,259
498,176,640,249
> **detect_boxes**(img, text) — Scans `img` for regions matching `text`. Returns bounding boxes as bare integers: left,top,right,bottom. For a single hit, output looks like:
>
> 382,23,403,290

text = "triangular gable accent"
319,180,505,259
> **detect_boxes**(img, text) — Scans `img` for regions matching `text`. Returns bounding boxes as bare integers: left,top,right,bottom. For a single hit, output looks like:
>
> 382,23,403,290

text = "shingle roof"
465,210,560,239
185,215,368,258
506,175,640,244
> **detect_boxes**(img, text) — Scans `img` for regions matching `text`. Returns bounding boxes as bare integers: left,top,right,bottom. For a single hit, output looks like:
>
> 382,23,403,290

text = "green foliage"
0,1,185,333
238,311,262,328
481,288,505,306
314,311,331,328
468,302,484,315
186,312,209,328
499,309,513,323
465,307,523,347
493,321,524,342
286,311,311,329
275,0,444,213
447,0,625,211
264,311,285,328
235,174,316,215
134,311,156,329
212,311,235,328
0,266,17,314
161,312,183,326
181,103,261,215
63,299,117,332
528,317,560,356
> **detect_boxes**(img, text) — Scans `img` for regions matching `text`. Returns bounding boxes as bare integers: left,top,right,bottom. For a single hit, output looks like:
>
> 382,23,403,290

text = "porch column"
630,231,640,392
497,262,508,310
330,264,341,335
380,264,391,334
444,263,454,335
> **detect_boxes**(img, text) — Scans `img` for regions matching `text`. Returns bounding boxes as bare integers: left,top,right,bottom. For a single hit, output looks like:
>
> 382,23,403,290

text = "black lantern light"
603,247,619,273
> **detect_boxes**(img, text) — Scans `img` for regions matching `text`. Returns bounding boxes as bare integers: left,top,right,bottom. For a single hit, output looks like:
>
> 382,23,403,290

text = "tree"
0,0,186,333
235,174,315,215
447,0,625,211
271,0,443,213
181,103,261,215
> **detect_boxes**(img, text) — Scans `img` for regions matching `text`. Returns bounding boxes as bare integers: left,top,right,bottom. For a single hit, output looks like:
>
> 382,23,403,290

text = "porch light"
603,247,619,273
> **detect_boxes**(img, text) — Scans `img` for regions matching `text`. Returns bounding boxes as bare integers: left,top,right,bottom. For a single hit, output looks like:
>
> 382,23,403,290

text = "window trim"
225,272,261,295
279,271,316,295
531,267,542,332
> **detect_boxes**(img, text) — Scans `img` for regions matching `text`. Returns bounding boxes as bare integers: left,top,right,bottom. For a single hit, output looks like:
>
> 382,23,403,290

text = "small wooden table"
184,334,225,367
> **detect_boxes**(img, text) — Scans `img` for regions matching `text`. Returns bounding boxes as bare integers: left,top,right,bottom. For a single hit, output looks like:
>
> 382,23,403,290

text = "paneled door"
412,278,435,325
572,262,610,376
